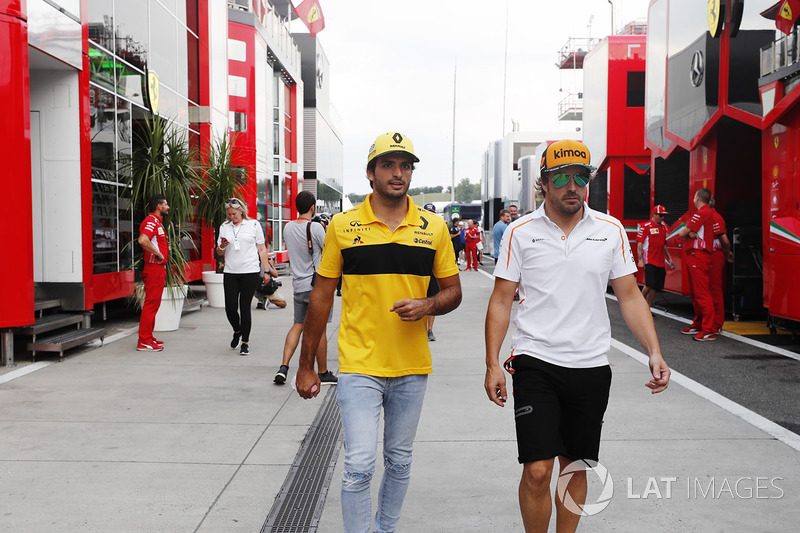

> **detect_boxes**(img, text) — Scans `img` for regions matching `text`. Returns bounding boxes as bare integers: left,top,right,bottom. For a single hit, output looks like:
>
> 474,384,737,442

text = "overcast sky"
310,0,652,195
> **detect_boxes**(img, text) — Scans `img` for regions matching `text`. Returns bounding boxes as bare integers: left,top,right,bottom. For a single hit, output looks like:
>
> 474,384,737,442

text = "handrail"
760,27,800,78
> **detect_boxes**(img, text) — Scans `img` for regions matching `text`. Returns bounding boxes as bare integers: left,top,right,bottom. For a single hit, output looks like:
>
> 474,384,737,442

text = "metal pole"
608,0,615,35
451,59,457,205
501,0,509,137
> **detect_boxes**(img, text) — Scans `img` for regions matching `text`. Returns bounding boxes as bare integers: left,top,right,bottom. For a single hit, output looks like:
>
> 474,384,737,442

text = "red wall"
227,21,257,216
0,3,34,327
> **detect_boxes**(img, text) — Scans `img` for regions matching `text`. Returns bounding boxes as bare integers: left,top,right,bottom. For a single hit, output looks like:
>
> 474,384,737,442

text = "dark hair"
535,173,551,198
695,187,711,204
147,195,167,213
499,209,510,217
508,204,518,209
295,191,316,214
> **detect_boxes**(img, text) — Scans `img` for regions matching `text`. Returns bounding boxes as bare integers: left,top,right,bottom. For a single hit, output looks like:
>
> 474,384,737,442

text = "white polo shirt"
494,203,637,368
218,219,265,274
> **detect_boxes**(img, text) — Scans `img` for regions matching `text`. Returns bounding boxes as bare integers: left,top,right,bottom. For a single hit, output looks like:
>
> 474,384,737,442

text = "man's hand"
646,354,670,394
666,259,676,271
390,298,432,322
155,252,165,263
296,367,320,399
637,259,644,269
263,273,271,284
484,366,507,407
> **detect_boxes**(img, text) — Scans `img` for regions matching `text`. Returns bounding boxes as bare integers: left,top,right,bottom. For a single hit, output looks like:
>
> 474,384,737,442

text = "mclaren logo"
690,50,705,88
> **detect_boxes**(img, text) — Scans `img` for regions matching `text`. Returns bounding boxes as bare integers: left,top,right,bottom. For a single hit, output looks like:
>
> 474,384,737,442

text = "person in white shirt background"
217,197,271,356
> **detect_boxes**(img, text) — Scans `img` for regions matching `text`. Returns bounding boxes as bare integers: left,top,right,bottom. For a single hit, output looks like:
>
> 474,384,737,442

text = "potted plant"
196,133,246,308
129,115,200,330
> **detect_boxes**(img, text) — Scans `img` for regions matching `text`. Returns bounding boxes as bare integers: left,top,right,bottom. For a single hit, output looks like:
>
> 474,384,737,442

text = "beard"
553,193,583,215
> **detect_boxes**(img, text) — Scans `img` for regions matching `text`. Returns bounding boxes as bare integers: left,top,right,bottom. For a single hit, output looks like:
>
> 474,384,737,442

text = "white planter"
202,270,226,308
154,285,188,332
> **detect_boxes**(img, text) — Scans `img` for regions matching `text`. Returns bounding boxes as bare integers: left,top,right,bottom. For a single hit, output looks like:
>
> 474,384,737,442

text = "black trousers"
223,272,260,342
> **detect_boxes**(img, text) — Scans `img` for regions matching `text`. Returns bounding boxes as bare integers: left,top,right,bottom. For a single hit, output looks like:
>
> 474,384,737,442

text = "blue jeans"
336,373,428,533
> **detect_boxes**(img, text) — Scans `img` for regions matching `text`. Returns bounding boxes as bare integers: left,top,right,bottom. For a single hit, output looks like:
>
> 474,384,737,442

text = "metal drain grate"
262,386,343,533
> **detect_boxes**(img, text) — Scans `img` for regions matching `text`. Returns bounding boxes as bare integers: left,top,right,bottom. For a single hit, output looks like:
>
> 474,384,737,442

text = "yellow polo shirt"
317,195,459,377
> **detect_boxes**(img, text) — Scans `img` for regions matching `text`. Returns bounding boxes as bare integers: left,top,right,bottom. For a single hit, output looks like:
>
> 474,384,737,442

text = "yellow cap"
367,132,420,164
540,139,595,174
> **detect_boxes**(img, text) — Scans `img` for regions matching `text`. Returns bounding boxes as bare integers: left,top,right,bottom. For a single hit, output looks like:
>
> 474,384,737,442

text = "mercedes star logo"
690,50,705,88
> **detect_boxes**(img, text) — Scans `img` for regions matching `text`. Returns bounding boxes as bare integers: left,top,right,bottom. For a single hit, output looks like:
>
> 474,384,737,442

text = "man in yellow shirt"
296,132,462,532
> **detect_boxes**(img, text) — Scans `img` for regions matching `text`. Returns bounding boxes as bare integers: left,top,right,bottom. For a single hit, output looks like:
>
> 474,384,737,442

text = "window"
623,165,651,220
627,71,646,107
228,39,247,62
230,111,247,132
116,0,149,72
229,75,247,97
588,170,608,213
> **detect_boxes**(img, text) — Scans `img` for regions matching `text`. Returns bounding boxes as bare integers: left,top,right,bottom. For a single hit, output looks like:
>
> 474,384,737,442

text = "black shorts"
510,355,611,464
645,264,666,291
427,277,440,297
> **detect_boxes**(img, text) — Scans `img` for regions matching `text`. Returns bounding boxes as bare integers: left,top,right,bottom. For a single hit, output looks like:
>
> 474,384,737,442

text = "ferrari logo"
707,0,722,38
308,3,321,24
147,70,160,114
780,1,793,21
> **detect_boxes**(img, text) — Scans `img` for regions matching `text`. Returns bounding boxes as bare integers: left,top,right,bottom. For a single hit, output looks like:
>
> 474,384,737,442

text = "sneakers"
693,331,718,342
427,330,436,342
239,342,250,356
136,341,163,352
274,365,289,385
318,371,338,385
680,326,700,335
152,338,165,347
230,331,241,349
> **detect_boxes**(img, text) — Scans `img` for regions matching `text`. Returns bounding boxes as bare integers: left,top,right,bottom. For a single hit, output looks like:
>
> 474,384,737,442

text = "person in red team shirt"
637,205,674,308
464,219,482,271
709,205,734,333
677,188,717,341
136,195,170,352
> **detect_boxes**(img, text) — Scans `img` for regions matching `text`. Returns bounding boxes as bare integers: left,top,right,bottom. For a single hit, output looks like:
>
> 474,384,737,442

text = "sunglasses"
551,173,591,188
225,198,243,208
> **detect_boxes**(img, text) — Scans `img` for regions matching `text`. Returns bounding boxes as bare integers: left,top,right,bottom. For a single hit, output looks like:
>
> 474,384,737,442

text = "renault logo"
690,50,704,87
392,133,404,144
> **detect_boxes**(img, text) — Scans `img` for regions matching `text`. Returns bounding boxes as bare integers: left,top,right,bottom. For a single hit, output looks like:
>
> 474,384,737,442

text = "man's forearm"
138,236,160,257
618,296,662,356
429,286,462,316
485,295,512,369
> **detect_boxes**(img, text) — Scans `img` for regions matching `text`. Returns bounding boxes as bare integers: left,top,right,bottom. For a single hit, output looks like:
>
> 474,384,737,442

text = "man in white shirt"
484,140,670,532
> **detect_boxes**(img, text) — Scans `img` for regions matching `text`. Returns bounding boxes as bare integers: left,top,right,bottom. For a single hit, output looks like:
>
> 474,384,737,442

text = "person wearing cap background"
294,132,462,532
637,205,675,308
484,139,670,532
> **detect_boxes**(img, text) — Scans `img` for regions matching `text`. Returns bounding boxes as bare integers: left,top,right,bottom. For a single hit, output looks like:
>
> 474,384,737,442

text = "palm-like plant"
196,133,246,273
130,115,200,290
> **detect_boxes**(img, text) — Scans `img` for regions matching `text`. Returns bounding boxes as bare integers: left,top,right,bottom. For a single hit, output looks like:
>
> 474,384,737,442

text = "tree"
454,178,480,202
